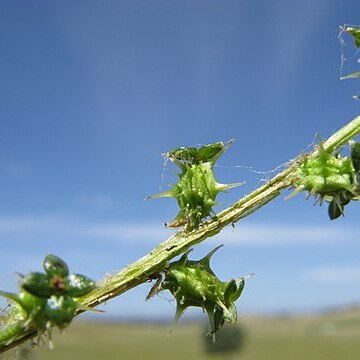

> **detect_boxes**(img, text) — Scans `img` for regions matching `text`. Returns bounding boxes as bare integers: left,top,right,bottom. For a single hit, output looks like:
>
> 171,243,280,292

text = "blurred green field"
3,308,360,360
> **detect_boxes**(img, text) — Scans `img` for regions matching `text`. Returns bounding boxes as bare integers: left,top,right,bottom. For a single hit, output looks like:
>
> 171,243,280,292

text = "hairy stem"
1,115,360,353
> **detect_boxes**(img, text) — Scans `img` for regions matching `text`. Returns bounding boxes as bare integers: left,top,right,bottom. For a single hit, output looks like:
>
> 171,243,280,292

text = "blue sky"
1,0,360,321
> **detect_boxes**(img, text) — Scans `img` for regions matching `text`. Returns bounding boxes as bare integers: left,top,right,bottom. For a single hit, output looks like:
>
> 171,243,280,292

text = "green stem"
1,115,360,353
0,323,36,350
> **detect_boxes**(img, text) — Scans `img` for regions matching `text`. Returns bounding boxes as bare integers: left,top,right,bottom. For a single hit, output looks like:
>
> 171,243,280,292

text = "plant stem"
1,115,360,353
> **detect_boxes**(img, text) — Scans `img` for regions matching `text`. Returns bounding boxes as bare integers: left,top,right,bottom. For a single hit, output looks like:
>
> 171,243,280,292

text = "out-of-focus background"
1,0,360,358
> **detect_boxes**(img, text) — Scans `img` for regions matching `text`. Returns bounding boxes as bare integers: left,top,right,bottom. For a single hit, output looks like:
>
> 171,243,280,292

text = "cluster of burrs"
146,140,243,230
0,254,96,335
147,245,251,340
288,139,360,219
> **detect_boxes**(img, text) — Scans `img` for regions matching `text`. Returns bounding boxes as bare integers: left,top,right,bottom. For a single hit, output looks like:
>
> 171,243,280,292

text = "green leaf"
45,295,76,329
211,305,225,334
351,142,360,172
167,146,199,164
43,254,69,277
222,303,238,324
65,274,96,297
21,272,52,298
328,198,343,220
224,279,237,304
197,142,229,164
231,279,245,302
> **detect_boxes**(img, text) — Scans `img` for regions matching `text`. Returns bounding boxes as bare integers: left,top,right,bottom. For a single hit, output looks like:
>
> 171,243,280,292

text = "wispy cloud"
0,215,359,315
305,264,360,283
74,192,114,209
0,215,356,247
0,215,60,232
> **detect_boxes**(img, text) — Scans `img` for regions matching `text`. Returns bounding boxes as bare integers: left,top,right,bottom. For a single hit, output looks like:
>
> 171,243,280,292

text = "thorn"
217,181,245,192
284,186,304,201
76,303,105,313
237,273,255,282
15,272,25,279
144,190,173,200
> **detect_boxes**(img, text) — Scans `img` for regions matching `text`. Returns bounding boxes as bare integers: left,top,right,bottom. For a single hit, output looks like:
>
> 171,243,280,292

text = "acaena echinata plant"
1,114,360,354
2,26,360,350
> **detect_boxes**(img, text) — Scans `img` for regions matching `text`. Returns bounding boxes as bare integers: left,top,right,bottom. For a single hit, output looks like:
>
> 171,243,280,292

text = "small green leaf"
45,295,76,329
0,290,47,328
65,274,96,297
328,198,343,220
222,303,238,324
196,142,229,164
212,306,225,334
230,279,245,302
224,279,237,304
351,142,360,172
167,146,199,164
43,254,69,277
0,290,22,307
339,190,352,206
21,272,52,298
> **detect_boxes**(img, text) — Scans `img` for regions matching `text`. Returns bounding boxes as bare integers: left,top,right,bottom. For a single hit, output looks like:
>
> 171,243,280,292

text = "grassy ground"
3,308,360,360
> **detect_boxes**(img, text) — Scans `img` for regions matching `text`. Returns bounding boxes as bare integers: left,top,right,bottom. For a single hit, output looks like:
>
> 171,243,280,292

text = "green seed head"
294,151,353,195
146,141,243,230
159,246,246,336
168,162,222,229
0,254,97,333
288,139,359,219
